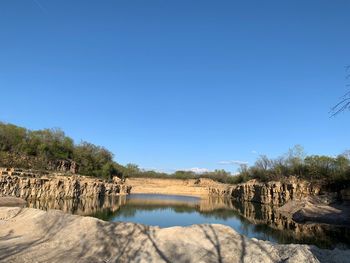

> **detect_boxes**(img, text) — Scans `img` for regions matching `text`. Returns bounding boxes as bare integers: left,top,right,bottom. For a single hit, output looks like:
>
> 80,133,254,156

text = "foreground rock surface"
0,207,349,263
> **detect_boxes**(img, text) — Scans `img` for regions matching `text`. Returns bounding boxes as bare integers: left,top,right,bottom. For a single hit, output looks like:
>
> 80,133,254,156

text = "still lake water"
27,194,350,249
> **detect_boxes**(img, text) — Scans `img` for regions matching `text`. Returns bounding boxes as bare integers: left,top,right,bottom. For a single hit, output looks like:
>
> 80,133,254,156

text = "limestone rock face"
47,160,79,174
128,177,324,206
0,169,131,200
208,178,322,206
0,153,80,174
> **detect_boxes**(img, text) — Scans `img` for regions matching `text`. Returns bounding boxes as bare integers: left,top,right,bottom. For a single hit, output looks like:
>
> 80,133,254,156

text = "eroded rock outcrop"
0,168,131,200
128,177,325,206
47,160,79,174
0,153,80,174
208,178,322,206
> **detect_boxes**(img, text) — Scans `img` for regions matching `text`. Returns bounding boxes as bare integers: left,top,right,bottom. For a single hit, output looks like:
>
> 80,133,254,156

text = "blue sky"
1,1,350,173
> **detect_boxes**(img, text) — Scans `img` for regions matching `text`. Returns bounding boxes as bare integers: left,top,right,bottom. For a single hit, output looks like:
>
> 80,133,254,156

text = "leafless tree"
330,66,350,116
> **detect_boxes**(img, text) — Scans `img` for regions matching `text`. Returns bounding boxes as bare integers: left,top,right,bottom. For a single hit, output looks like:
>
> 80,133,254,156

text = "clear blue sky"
1,1,350,173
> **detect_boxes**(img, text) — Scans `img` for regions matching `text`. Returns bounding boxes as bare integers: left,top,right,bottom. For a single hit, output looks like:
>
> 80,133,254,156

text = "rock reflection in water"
26,195,126,217
225,199,350,248
26,194,350,249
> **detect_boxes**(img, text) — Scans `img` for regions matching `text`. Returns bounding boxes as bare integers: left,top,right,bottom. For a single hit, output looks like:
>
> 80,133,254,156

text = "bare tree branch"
330,66,350,116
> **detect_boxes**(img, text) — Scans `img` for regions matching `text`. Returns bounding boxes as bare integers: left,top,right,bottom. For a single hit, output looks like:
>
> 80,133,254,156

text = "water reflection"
26,195,127,216
26,194,350,249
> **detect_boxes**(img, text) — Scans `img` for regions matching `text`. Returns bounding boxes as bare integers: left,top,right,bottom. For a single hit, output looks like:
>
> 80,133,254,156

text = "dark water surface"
26,194,350,249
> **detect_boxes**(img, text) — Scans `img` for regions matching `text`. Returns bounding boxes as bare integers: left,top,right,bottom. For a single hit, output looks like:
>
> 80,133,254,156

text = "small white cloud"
218,160,248,166
251,150,258,154
185,167,210,174
143,167,171,174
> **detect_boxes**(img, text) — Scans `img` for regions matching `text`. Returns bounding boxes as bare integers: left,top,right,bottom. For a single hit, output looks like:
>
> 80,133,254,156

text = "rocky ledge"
0,207,349,263
209,177,330,206
128,177,348,207
0,168,131,200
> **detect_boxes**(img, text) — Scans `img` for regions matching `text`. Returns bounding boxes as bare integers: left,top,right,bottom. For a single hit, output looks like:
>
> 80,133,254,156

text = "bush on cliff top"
238,146,350,184
0,122,122,179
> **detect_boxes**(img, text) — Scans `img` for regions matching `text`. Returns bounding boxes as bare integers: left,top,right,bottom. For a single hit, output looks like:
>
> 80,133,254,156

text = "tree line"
0,122,349,185
0,122,122,179
235,145,350,184
121,145,350,185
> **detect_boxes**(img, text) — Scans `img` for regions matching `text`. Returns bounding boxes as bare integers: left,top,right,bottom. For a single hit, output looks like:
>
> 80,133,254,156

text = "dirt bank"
126,177,229,197
0,207,349,263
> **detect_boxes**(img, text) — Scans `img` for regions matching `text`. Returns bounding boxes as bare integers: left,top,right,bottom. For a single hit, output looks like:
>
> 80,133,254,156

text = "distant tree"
124,163,141,177
255,155,273,171
173,170,196,179
285,145,306,176
0,123,26,152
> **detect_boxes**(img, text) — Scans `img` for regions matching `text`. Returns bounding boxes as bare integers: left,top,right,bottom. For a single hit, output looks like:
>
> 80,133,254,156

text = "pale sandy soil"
0,207,349,263
126,177,228,197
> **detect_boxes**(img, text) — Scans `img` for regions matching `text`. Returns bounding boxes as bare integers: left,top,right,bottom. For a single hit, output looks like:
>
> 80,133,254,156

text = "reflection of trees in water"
27,194,350,249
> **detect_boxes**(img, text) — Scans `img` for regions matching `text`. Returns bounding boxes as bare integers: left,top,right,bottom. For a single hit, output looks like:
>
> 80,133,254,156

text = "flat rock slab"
279,197,350,226
0,207,349,263
0,197,26,207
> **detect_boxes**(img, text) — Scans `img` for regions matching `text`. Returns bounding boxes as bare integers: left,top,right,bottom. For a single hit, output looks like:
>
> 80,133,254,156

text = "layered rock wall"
0,153,79,174
128,177,323,206
209,179,322,206
47,160,79,174
0,168,131,200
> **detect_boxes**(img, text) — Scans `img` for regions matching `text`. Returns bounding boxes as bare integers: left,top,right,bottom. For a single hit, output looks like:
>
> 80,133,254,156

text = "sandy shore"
0,206,349,263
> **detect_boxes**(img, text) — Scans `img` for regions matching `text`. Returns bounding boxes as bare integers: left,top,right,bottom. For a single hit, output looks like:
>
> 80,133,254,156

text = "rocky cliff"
128,177,325,206
208,178,323,206
0,168,131,200
0,153,79,174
